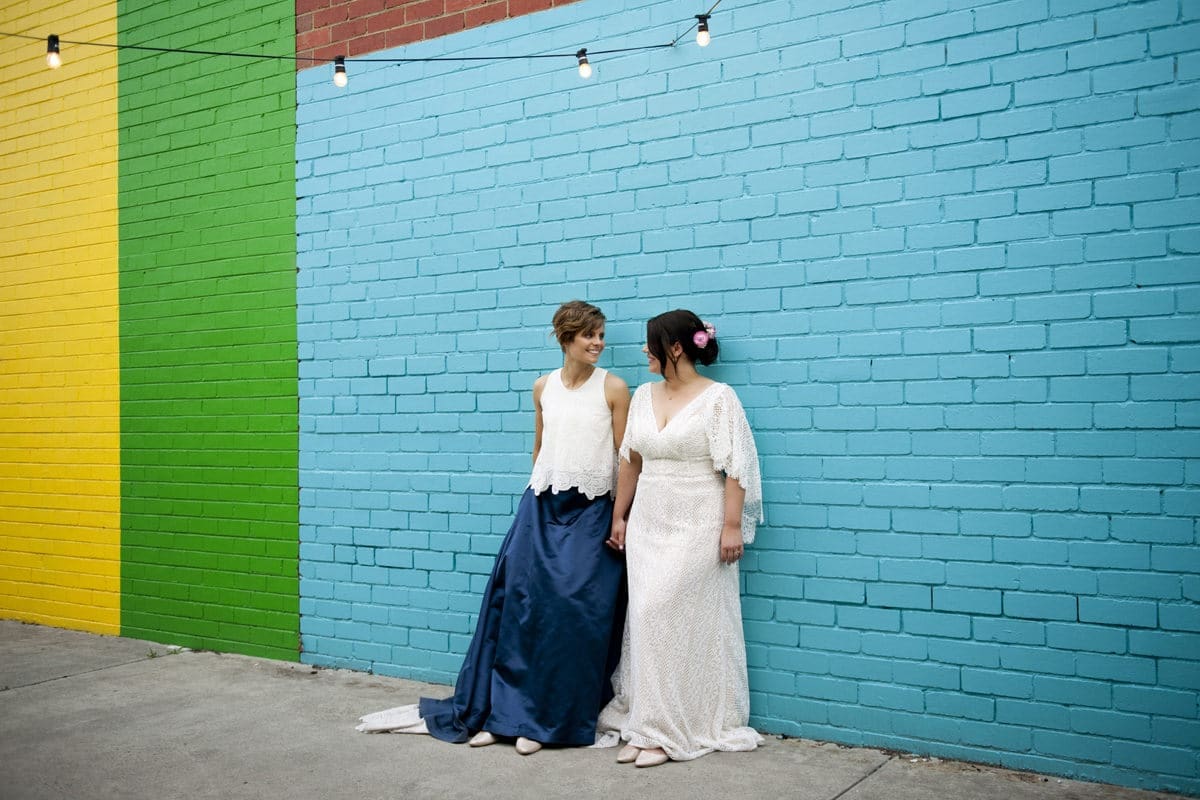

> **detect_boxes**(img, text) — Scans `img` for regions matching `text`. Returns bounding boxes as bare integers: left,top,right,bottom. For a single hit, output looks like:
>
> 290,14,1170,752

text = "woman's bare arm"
531,374,547,465
719,476,746,564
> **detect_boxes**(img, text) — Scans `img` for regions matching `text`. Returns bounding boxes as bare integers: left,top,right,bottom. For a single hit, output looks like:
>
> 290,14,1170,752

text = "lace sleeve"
706,384,764,544
618,384,649,463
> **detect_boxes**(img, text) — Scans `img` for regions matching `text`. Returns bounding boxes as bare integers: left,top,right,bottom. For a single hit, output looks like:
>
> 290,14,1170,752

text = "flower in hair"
693,321,716,349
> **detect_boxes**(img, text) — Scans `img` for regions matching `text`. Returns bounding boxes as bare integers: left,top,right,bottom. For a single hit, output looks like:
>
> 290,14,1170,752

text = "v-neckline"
649,381,718,433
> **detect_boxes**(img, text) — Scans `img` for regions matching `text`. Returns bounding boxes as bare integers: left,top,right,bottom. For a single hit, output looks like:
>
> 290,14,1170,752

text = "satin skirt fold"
419,487,626,746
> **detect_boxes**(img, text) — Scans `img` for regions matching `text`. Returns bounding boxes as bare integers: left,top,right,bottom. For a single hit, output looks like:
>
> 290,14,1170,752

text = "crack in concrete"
0,655,164,693
828,755,895,800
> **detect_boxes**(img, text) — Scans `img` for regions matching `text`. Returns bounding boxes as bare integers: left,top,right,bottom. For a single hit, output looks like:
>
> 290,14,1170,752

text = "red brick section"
296,0,585,66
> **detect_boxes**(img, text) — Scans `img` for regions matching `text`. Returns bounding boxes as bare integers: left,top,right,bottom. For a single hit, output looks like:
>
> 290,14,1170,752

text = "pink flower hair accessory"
692,321,716,348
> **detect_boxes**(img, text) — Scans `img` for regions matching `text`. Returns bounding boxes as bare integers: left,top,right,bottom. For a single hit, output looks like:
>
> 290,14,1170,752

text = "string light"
576,48,592,79
4,3,724,85
45,34,61,68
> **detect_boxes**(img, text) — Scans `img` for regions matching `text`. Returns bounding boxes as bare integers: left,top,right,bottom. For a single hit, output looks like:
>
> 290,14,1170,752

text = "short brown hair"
552,300,606,349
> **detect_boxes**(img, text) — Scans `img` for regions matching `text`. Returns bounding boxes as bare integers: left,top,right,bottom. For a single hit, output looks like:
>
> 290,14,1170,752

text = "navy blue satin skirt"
420,487,627,746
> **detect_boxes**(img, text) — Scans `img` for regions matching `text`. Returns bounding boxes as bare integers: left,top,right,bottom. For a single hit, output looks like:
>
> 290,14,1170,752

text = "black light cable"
670,0,723,47
2,4,721,88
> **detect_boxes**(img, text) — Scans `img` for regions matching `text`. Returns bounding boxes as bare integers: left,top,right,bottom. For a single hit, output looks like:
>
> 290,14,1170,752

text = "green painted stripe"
118,0,299,660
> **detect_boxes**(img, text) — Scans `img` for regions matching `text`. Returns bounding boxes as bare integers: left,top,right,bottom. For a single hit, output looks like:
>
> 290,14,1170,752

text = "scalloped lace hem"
529,468,615,500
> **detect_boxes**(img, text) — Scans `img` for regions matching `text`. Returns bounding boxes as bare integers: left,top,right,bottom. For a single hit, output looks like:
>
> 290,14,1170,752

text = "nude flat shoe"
635,748,669,768
515,737,542,755
616,744,640,764
468,731,496,747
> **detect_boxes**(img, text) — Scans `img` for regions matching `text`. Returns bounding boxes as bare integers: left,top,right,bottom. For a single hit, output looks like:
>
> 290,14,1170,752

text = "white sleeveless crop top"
528,367,617,500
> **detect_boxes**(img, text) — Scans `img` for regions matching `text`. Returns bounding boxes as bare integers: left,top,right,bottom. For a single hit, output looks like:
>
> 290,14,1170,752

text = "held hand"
719,522,744,564
607,518,627,552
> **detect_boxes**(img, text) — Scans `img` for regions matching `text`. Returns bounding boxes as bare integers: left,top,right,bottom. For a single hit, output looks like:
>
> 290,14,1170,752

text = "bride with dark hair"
599,308,764,768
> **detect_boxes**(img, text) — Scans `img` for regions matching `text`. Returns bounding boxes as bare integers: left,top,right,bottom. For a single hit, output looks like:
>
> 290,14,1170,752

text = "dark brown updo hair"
552,300,606,349
646,309,718,371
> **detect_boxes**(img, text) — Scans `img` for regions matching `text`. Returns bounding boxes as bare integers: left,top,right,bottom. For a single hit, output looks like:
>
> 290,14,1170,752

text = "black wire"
0,30,48,41
0,29,675,63
74,39,310,60
670,0,724,47
0,31,329,61
588,43,675,55
0,30,670,63
1,3,719,66
332,43,674,63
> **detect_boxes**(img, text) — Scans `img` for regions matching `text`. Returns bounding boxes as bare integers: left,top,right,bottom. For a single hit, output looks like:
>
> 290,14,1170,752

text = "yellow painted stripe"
0,0,120,634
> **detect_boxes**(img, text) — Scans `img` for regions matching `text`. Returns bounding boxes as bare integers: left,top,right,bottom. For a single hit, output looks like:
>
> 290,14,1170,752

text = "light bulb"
46,34,61,69
333,56,347,87
576,48,592,79
696,16,711,47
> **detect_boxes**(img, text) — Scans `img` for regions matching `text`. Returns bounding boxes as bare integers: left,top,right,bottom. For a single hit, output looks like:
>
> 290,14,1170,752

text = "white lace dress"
596,381,764,760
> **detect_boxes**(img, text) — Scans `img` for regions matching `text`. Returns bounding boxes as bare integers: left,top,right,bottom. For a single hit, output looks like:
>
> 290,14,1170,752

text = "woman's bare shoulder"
603,371,629,393
533,372,552,403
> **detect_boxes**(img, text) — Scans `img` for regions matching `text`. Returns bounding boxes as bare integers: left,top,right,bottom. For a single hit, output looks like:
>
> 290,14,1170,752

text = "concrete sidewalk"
0,620,1186,800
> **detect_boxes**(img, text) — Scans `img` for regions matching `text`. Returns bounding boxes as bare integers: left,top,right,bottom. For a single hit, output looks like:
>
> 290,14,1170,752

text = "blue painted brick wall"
296,0,1199,792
